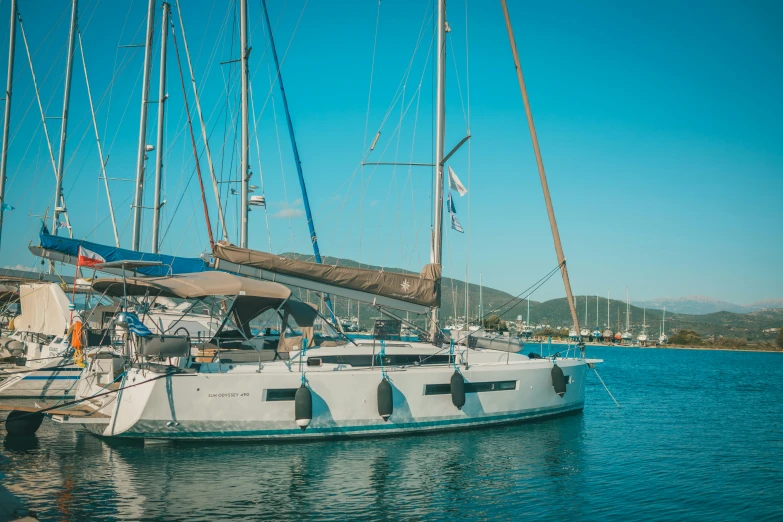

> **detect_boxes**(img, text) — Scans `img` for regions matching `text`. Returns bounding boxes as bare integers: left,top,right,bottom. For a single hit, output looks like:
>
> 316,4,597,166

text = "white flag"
448,166,468,197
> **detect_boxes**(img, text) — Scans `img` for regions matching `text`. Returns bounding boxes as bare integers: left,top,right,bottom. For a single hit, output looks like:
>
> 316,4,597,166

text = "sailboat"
637,304,649,345
621,288,632,343
7,0,600,440
592,295,601,342
658,306,668,345
602,291,613,341
580,296,590,337
6,1,600,440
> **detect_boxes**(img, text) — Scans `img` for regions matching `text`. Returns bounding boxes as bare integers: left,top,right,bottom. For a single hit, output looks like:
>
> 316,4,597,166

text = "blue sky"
0,0,780,304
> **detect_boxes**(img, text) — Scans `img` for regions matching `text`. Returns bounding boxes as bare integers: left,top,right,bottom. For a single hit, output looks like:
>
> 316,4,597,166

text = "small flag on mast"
448,166,468,197
447,192,456,214
450,213,464,233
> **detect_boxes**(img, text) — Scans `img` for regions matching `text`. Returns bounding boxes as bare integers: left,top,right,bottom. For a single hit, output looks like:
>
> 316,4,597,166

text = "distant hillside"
750,298,783,310
282,253,783,341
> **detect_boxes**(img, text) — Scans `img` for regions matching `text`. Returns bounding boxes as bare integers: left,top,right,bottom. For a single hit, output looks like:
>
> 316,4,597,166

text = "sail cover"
39,231,209,277
213,241,441,308
14,283,76,336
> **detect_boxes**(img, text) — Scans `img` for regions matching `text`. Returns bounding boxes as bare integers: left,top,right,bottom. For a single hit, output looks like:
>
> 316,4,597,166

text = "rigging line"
486,263,563,321
160,78,235,246
329,33,435,259
465,0,472,323
245,0,296,95
17,15,66,209
217,0,236,241
365,0,433,157
101,0,136,143
447,31,467,128
8,40,68,149
266,61,296,252
28,2,70,61
401,61,426,266
249,81,273,252
249,0,309,141
174,0,230,243
374,83,406,265
170,17,215,251
361,0,382,264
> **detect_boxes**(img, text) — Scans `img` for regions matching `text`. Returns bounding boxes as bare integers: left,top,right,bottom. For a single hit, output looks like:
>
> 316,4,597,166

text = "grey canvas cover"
213,241,441,308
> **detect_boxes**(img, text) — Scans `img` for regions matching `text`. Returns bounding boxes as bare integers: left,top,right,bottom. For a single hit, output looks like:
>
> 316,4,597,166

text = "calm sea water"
1,346,782,521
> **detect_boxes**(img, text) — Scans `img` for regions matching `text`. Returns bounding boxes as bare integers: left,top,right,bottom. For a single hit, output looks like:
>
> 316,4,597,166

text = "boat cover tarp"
213,241,441,308
91,272,309,338
39,232,209,277
14,283,76,336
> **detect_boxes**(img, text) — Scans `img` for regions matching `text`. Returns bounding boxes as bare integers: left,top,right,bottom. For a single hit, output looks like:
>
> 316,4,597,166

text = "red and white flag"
77,246,105,268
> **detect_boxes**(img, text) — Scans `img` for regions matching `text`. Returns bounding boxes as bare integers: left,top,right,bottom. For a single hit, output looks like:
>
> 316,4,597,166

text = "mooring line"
593,367,620,408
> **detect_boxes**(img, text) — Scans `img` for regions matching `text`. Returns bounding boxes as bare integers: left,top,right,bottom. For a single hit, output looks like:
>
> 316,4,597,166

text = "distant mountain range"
632,296,783,315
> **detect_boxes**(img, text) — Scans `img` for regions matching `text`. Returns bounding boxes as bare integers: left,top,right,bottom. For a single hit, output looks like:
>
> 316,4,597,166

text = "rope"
592,367,620,408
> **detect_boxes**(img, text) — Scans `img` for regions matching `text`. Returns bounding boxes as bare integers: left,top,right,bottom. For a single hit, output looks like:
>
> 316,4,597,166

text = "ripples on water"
1,347,782,521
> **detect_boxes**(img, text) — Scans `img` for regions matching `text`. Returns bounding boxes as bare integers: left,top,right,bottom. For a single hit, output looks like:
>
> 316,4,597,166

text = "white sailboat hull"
74,346,591,441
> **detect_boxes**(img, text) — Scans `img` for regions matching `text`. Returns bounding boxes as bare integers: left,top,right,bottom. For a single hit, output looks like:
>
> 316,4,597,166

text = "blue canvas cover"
39,230,210,277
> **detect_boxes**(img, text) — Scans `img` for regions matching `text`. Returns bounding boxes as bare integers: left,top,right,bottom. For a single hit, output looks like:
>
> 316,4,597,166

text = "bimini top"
91,272,316,336
92,271,290,300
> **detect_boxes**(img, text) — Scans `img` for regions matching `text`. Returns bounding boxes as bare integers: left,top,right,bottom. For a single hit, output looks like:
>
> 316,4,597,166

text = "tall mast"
52,0,78,238
0,0,17,251
239,0,249,247
151,1,169,254
131,0,156,251
626,287,629,331
595,295,598,328
260,0,335,322
607,289,610,329
429,0,447,339
500,0,581,340
527,297,530,326
479,273,483,322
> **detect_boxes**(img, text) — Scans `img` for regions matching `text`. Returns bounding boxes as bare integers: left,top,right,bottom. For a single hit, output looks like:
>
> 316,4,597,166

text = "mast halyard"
52,0,78,240
131,0,156,251
0,0,17,251
151,1,170,254
239,0,249,248
500,0,582,343
429,0,447,340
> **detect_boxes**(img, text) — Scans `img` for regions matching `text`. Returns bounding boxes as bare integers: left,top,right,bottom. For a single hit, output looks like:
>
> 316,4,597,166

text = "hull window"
424,380,517,395
266,389,298,402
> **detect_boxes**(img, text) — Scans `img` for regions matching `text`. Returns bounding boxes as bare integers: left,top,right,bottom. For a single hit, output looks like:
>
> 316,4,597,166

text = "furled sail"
213,241,441,308
38,230,209,277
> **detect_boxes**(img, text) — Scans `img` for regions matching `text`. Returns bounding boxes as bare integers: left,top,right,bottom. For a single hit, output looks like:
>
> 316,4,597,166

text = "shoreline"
523,340,782,353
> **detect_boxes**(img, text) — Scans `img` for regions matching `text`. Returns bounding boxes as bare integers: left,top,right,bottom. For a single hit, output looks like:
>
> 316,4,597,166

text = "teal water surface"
1,346,782,521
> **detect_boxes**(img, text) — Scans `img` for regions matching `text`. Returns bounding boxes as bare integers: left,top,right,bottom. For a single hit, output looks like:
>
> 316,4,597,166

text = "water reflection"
2,413,586,521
